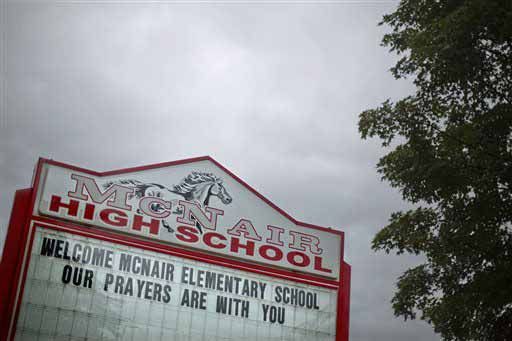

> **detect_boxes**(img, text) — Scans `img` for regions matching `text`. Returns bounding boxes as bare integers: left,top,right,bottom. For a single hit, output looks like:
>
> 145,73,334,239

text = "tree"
358,1,512,340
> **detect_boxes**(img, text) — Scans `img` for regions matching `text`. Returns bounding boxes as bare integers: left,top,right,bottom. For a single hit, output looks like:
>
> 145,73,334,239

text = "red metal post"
0,189,32,340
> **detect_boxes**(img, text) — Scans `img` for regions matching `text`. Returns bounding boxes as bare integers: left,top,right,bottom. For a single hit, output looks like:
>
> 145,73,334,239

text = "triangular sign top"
33,156,343,279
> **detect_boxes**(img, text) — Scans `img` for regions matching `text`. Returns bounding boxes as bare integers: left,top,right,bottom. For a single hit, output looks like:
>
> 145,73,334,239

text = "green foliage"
359,1,512,340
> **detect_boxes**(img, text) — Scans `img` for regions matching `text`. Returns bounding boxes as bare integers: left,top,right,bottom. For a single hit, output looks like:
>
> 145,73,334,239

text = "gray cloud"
1,2,438,340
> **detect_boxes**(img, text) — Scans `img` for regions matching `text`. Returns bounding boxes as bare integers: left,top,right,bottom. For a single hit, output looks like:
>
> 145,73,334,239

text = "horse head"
104,173,232,234
173,172,233,207
206,180,232,206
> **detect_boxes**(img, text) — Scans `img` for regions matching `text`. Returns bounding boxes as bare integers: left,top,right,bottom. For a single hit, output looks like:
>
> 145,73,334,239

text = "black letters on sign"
262,304,285,324
180,289,207,310
61,265,94,288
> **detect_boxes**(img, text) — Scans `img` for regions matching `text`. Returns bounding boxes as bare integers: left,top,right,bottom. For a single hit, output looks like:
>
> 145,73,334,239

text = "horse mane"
103,172,221,201
172,172,222,197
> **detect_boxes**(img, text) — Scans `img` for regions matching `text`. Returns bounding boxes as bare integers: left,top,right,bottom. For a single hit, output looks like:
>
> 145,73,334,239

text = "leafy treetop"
358,1,512,340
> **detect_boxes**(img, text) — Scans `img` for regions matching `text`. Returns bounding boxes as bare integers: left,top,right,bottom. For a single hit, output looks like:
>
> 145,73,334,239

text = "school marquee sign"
0,156,350,341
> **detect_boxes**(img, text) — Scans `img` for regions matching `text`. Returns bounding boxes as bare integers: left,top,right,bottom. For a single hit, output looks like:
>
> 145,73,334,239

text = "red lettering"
314,256,333,274
230,237,255,256
176,225,200,243
99,209,128,227
84,203,95,220
132,214,159,235
287,251,310,267
259,245,283,261
49,195,79,217
204,232,227,249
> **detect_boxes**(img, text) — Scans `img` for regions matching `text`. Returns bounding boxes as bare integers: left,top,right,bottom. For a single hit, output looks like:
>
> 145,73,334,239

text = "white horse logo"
103,171,232,233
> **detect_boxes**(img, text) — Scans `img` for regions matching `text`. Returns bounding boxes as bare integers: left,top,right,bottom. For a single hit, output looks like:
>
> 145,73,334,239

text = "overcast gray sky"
1,1,439,340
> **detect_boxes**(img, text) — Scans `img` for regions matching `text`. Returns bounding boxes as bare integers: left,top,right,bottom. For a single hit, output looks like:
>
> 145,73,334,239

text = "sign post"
0,156,350,341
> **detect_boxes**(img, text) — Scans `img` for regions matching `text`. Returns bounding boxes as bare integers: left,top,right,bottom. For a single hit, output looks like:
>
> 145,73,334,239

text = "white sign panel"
15,227,338,341
35,159,342,279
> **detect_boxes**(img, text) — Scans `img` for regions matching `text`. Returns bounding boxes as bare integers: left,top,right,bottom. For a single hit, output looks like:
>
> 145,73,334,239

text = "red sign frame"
0,156,350,341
